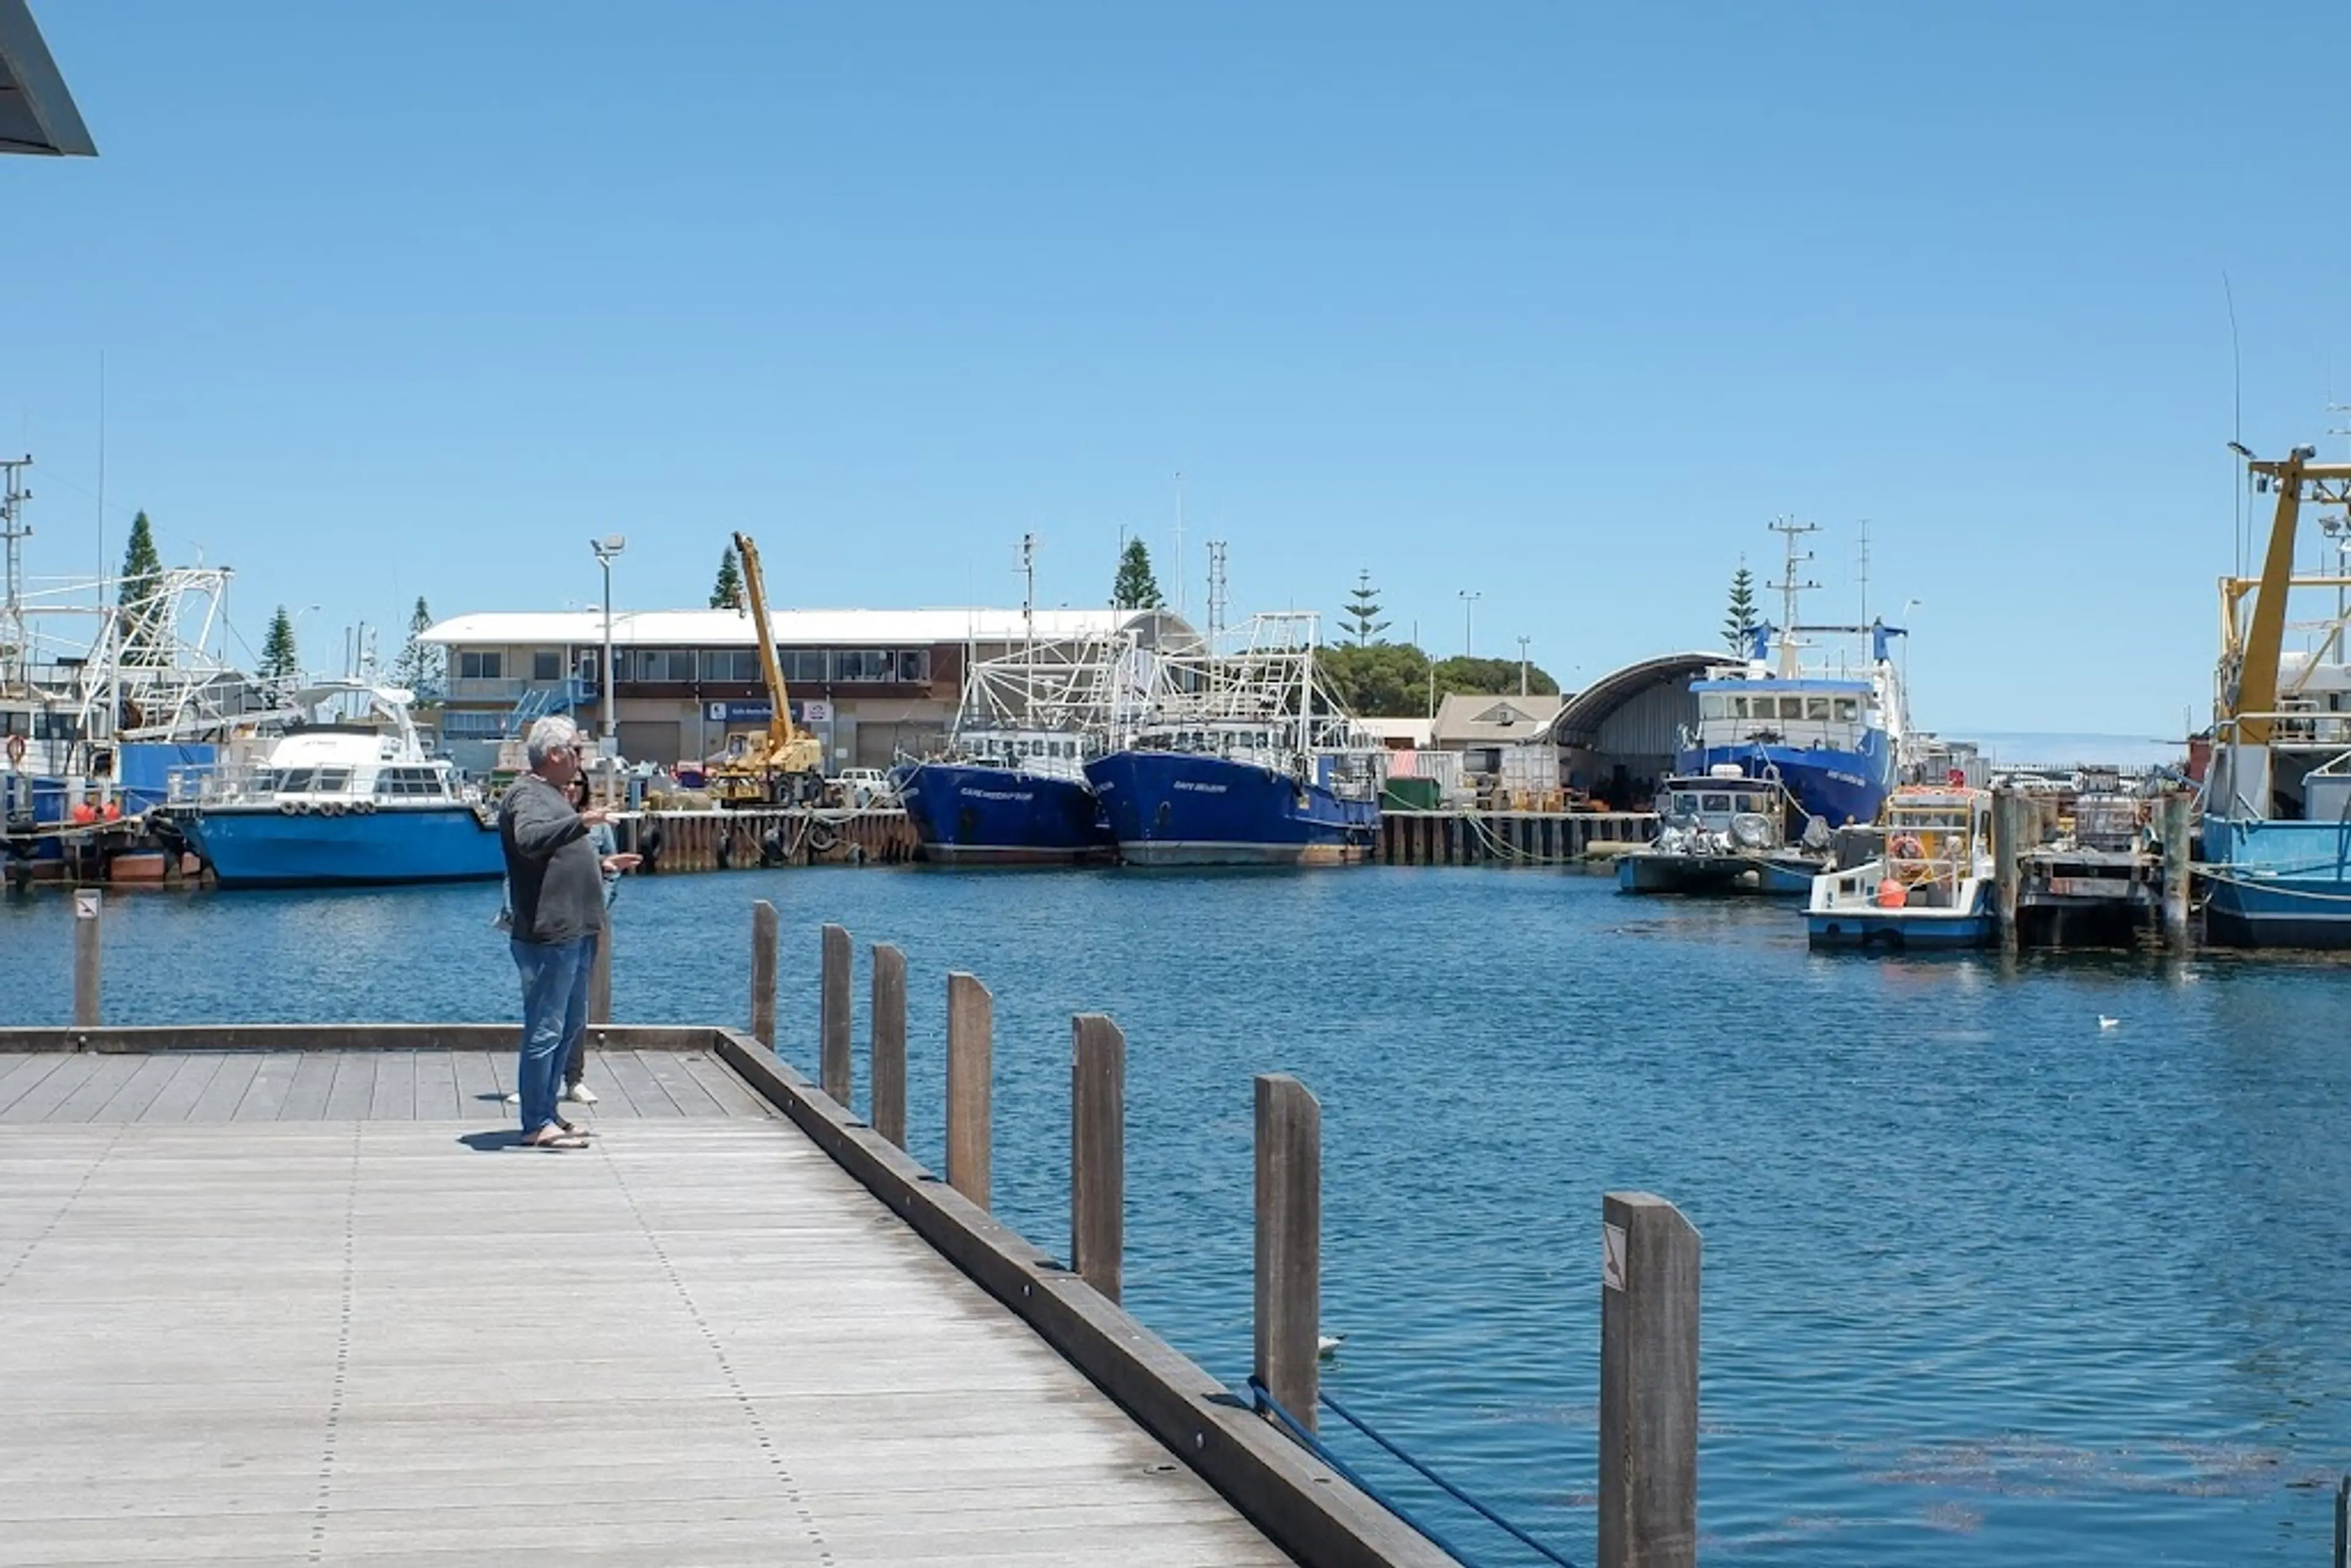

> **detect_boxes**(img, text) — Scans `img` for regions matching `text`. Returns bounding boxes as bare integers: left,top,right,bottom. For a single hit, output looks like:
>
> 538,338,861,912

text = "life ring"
4,733,22,765
1889,834,1925,859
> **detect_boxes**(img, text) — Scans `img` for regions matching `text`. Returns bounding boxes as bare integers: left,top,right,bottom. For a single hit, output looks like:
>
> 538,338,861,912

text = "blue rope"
1247,1378,1579,1568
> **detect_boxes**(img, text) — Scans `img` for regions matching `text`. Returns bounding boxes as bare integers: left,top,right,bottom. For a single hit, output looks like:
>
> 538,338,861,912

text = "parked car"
834,767,897,807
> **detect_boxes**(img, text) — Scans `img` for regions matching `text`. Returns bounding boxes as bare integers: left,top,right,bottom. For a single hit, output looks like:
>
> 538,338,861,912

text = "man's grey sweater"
498,774,606,945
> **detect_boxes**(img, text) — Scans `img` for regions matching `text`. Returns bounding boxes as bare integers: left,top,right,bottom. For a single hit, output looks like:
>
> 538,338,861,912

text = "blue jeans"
512,936,593,1136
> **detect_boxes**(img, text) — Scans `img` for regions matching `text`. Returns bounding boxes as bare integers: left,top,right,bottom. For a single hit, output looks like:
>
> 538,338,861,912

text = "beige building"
422,607,1185,776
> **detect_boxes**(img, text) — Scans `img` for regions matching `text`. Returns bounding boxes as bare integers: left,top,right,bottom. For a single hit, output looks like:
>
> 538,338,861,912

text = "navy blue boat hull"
899,762,1114,865
1680,730,1895,828
174,803,504,888
1083,751,1379,866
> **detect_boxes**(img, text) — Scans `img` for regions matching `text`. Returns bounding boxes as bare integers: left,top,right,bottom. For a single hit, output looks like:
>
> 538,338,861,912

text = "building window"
835,649,893,683
532,650,562,681
896,649,929,682
458,650,503,681
626,650,696,683
699,648,759,683
440,711,506,738
783,650,828,683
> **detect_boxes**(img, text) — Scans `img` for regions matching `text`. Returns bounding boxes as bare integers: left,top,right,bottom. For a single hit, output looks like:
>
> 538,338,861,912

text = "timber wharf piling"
4,898,1707,1568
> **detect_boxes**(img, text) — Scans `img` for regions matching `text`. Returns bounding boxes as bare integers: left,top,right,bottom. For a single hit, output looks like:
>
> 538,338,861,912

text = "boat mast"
1768,517,1819,679
0,456,29,696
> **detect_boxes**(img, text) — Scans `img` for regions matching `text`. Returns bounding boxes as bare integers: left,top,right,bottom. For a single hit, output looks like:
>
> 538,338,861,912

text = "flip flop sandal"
524,1130,590,1151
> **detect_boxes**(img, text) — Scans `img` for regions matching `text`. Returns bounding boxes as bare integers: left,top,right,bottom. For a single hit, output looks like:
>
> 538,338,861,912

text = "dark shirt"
498,773,606,945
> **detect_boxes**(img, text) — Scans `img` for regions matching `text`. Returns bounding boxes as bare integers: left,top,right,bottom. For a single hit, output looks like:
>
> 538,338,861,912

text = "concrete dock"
0,1042,1331,1567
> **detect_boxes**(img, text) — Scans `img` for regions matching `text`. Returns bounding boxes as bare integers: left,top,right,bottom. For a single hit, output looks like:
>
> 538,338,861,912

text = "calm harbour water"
6,865,2349,1566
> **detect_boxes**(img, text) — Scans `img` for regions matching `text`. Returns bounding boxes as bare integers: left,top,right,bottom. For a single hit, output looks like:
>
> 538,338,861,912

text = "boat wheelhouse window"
276,768,317,792
1776,697,1803,721
1671,792,1698,815
1699,694,1728,720
315,770,351,793
1805,697,1830,721
1834,697,1859,722
458,651,502,680
34,712,80,740
1701,793,1732,814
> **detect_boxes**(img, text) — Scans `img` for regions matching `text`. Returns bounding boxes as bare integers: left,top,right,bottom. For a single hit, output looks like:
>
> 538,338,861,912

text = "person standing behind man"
500,716,637,1150
560,770,626,1106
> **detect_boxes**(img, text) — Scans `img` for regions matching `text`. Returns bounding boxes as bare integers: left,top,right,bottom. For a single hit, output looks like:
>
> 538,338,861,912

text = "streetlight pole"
1457,590,1481,660
1517,635,1531,697
591,535,627,756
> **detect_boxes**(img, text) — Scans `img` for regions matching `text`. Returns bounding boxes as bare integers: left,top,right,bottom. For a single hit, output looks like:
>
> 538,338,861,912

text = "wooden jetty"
1,902,1709,1568
1377,808,1655,866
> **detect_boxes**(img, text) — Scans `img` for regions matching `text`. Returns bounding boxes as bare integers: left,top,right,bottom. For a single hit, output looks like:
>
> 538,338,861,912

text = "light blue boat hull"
1616,851,1818,896
2200,814,2351,948
174,805,505,888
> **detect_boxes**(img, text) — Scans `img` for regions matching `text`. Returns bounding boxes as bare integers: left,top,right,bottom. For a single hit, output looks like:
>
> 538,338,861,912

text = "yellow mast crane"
2224,448,2351,814
712,530,824,804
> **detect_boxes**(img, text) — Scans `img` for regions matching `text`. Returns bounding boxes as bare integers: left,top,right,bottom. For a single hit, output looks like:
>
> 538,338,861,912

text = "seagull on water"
1318,1334,1346,1359
2098,1015,2120,1030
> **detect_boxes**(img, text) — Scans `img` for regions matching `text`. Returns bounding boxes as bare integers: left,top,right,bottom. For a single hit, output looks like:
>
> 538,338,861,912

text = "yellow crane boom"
730,531,800,757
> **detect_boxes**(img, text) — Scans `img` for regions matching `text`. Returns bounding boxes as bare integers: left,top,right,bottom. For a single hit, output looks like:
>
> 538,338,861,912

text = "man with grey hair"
499,714,637,1149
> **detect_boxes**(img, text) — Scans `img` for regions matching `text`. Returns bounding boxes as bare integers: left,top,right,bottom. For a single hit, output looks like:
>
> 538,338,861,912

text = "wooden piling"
72,888,100,1027
1599,1191,1700,1568
946,972,992,1208
1253,1072,1320,1433
2160,792,2194,951
588,925,612,1028
1992,788,2024,951
869,943,907,1147
820,923,852,1104
750,899,778,1048
1070,1014,1126,1304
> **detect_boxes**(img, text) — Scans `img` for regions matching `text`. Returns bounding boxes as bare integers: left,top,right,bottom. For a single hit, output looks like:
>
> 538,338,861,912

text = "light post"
590,535,626,754
1517,634,1531,697
1457,589,1482,660
1899,598,1923,699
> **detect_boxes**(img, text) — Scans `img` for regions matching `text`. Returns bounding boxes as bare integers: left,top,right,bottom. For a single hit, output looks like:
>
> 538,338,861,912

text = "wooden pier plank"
184,1051,264,1122
0,1076,1291,1568
83,1052,187,1124
677,1051,778,1119
0,1051,71,1116
413,1049,463,1121
636,1048,729,1117
598,1047,684,1117
451,1048,500,1112
135,1052,228,1123
275,1050,338,1120
230,1051,302,1121
368,1049,417,1120
322,1051,378,1119
44,1052,142,1123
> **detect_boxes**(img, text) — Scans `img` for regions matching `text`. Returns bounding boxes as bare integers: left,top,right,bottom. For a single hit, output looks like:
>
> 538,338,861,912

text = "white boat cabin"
1690,678,1878,754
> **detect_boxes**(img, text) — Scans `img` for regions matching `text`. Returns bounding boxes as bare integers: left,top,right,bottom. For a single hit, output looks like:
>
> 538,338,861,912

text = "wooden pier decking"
0,1042,1324,1567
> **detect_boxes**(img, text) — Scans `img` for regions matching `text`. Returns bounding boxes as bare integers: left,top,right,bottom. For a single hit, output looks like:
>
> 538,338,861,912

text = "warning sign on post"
73,889,99,921
1602,1221,1627,1292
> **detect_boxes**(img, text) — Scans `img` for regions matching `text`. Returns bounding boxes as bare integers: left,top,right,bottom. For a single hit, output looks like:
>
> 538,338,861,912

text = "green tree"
1111,539,1164,610
392,596,443,702
1318,642,1431,716
260,605,301,700
1724,562,1759,654
710,546,746,610
1430,655,1560,700
117,511,165,666
1341,569,1390,646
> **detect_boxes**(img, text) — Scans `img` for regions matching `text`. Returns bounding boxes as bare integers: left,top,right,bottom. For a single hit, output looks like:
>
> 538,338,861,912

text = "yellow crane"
708,530,826,805
2218,446,2351,816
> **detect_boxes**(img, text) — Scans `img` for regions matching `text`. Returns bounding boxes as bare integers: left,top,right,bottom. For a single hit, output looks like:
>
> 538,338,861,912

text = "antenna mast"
1768,516,1820,680
1172,472,1186,619
0,455,29,694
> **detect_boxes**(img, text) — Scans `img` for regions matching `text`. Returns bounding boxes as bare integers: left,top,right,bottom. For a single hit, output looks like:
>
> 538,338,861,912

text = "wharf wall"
1377,809,1656,866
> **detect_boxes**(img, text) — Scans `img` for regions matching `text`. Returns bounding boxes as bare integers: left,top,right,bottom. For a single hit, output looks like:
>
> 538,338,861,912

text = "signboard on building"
707,700,831,725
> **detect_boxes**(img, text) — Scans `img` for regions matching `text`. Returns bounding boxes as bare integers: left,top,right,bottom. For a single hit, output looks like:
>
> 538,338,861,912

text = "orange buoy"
69,803,96,825
1874,879,1908,909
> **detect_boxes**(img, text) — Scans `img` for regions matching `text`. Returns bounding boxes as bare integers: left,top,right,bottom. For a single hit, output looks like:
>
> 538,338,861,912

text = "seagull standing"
2098,1015,2120,1030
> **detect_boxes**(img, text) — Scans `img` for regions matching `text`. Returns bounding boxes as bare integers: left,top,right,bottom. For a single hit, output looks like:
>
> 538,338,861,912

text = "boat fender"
808,823,838,856
1730,812,1773,850
278,798,300,816
321,800,344,817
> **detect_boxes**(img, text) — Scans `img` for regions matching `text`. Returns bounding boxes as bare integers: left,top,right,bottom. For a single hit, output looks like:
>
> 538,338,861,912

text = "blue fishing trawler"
2199,445,2351,945
901,740,1113,865
164,683,503,888
1084,613,1383,866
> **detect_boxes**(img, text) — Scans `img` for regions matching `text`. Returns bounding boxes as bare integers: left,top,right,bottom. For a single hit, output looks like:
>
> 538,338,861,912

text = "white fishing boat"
1805,785,1997,950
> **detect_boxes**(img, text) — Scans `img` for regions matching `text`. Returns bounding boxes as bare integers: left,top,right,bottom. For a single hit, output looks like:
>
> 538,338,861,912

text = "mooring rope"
1246,1377,1580,1568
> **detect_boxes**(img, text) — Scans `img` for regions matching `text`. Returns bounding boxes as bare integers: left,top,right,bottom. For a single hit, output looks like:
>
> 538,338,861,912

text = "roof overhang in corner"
1547,651,1722,748
0,0,94,157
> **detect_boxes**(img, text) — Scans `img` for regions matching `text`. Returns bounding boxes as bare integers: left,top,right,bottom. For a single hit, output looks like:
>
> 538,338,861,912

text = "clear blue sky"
11,2,2351,733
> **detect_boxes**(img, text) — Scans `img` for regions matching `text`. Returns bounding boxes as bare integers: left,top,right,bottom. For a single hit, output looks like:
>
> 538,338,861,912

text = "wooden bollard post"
1070,1014,1126,1303
749,899,778,1049
2160,791,2194,951
1599,1191,1700,1568
72,887,101,1027
820,923,852,1104
1992,787,2023,951
945,972,992,1207
588,923,613,1028
869,943,907,1147
1253,1072,1320,1432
